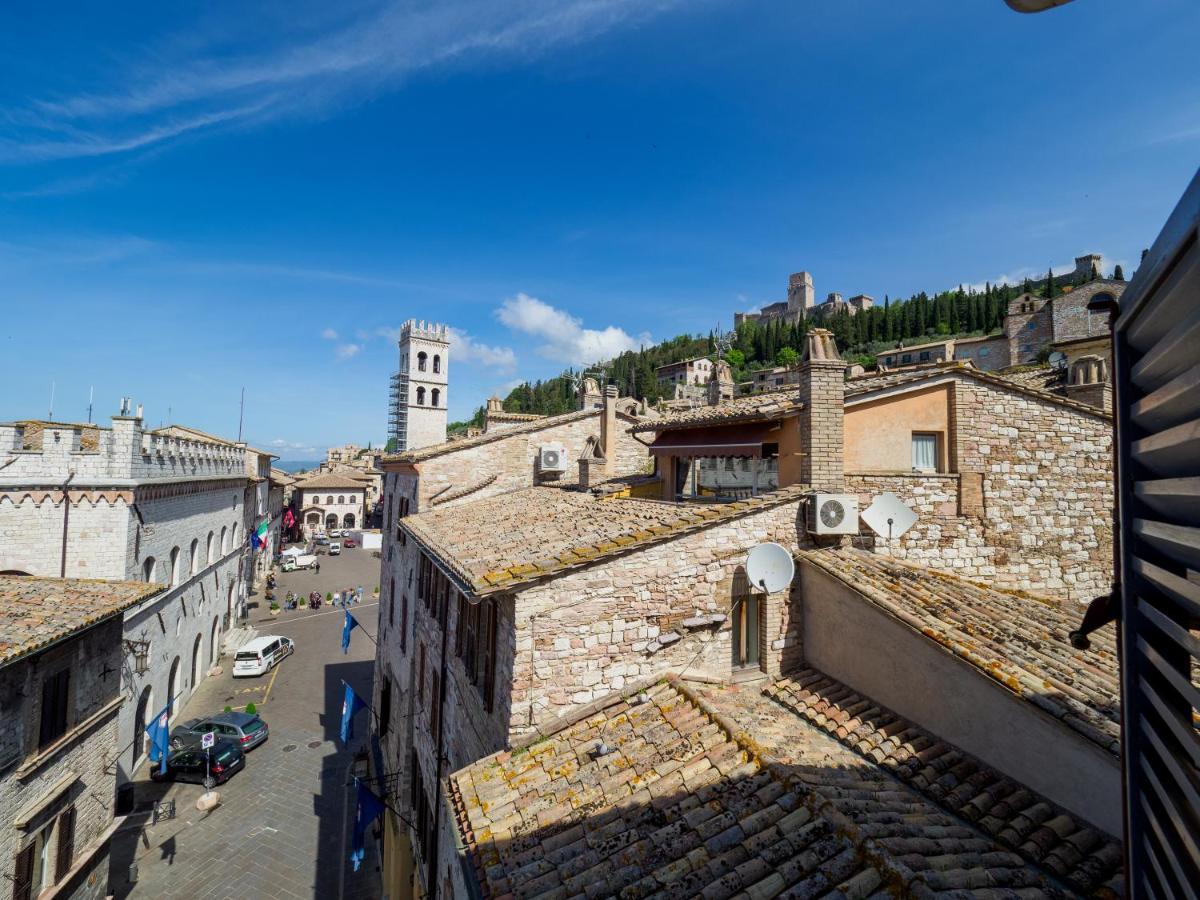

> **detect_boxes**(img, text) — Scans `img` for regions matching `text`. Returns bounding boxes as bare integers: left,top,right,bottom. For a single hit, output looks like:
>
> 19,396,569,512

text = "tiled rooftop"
385,408,612,464
801,548,1120,757
450,678,1086,898
291,472,369,490
0,575,163,667
403,484,807,596
996,365,1067,395
765,669,1123,894
630,389,802,434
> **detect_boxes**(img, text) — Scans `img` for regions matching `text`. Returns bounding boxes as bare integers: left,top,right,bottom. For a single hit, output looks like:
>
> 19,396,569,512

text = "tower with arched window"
389,319,449,451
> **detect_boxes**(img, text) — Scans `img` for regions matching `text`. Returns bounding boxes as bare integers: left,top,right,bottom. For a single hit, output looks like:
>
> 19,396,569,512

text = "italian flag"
252,518,269,550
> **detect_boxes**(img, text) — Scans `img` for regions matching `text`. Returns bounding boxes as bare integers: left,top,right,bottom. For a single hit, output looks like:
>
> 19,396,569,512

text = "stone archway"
325,513,338,531
210,617,220,666
168,657,181,719
191,633,203,694
342,513,356,529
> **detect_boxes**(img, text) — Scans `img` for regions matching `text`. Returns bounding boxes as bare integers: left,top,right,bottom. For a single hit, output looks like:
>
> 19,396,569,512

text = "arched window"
431,388,440,407
133,685,152,768
416,387,425,405
167,657,181,717
417,352,427,372
170,547,181,587
338,495,345,504
206,531,214,565
327,495,335,505
433,355,441,374
220,526,228,554
232,523,240,547
143,556,157,582
190,538,200,575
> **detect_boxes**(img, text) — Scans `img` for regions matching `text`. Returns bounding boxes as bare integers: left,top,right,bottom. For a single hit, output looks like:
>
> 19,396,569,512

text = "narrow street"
109,548,383,900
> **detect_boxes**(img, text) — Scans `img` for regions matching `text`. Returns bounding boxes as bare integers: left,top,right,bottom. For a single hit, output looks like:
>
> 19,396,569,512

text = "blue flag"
342,609,359,654
340,681,367,746
350,779,386,872
145,704,172,775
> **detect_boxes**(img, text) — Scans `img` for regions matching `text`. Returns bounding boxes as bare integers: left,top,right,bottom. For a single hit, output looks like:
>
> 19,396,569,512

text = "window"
912,433,939,471
400,594,408,653
18,819,54,900
417,352,427,372
328,495,335,505
431,388,440,407
456,596,498,712
901,354,912,364
416,387,425,405
338,495,345,504
432,354,441,374
430,670,441,743
39,669,70,748
379,679,392,736
206,532,214,565
190,539,199,575
142,556,156,582
885,356,894,365
220,526,228,554
919,351,931,362
170,546,181,586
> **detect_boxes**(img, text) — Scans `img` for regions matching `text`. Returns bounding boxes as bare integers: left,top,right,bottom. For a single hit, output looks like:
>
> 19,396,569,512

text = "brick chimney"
797,328,844,492
600,385,618,462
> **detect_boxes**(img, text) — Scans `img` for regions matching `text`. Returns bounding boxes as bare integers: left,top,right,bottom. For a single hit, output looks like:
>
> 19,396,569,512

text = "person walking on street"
355,584,363,604
315,561,321,575
333,590,342,607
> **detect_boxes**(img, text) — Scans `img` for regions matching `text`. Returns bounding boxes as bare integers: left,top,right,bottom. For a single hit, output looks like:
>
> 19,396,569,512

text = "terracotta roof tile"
403,484,808,595
631,389,802,433
800,548,1121,757
384,408,620,464
291,472,370,490
0,575,164,667
764,668,1123,893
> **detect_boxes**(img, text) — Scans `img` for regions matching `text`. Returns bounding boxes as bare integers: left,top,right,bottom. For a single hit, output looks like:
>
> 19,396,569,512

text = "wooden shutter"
1114,168,1200,897
482,600,498,713
55,805,76,883
12,843,34,900
39,670,70,748
430,670,441,743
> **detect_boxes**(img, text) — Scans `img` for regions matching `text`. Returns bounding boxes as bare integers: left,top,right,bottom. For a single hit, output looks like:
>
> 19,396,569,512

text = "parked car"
170,711,270,751
150,738,245,786
233,635,295,677
328,541,342,555
343,538,357,548
314,534,329,545
329,529,342,538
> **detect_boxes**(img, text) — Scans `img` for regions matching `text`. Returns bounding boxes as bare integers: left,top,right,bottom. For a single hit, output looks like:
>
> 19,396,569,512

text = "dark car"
150,739,245,786
170,711,269,752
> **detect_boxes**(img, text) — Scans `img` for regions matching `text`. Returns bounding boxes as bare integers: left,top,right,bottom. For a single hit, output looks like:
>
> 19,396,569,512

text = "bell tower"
389,320,449,451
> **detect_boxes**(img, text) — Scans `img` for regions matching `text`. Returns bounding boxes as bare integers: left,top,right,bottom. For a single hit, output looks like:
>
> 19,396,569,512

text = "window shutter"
55,805,76,882
13,843,34,900
483,601,498,714
1114,170,1200,897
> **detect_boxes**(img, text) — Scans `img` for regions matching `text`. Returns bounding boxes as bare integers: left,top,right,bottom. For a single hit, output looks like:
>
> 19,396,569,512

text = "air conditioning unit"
538,445,567,473
807,494,860,536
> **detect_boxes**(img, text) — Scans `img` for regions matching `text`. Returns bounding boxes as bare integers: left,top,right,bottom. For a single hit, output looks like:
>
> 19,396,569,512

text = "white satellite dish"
861,492,918,540
746,542,795,593
1047,350,1067,370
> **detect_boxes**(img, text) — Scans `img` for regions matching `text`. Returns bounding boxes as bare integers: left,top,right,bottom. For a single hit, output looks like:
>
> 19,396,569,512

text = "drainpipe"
59,471,75,577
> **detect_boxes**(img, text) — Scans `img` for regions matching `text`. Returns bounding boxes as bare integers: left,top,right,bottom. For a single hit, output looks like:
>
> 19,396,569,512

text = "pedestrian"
315,561,321,575
356,584,363,604
334,590,342,607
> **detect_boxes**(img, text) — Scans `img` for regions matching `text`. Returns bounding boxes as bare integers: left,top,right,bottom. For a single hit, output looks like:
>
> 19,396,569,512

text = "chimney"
600,385,618,463
797,328,844,492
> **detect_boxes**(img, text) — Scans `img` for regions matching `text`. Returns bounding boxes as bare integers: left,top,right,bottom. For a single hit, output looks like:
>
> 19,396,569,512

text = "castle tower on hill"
388,320,449,452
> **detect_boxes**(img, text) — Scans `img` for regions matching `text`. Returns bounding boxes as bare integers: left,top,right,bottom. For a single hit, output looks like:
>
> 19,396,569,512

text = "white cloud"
496,292,649,365
267,438,319,456
321,327,338,340
335,343,361,359
445,326,517,374
2,1,685,164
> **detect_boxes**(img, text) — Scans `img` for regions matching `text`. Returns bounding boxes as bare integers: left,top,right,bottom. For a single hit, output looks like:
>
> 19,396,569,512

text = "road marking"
261,662,281,706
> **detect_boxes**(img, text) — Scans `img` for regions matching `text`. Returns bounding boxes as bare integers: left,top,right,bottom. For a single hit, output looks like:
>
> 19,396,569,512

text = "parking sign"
201,731,215,749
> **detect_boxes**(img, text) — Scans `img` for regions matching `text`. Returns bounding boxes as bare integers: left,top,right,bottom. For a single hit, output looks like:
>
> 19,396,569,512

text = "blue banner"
341,609,359,654
350,779,386,872
340,681,367,746
145,704,172,775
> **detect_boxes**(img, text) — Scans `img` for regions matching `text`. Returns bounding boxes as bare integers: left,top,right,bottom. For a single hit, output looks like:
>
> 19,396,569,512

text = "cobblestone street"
108,548,383,900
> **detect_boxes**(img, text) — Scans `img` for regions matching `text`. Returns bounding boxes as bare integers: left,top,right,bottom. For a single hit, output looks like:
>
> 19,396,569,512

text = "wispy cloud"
374,323,517,374
496,292,649,364
267,437,320,456
0,233,159,266
335,343,362,359
2,0,684,165
321,327,339,340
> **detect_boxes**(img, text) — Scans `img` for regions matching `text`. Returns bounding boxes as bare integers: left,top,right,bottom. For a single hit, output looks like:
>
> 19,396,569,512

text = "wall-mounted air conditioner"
807,494,860,535
538,446,567,473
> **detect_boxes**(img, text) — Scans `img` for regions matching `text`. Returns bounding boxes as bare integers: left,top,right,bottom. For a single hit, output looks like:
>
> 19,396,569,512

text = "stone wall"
0,618,123,900
389,412,650,516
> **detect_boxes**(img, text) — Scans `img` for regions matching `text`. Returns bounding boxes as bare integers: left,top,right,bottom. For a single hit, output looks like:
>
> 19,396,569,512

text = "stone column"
797,328,845,492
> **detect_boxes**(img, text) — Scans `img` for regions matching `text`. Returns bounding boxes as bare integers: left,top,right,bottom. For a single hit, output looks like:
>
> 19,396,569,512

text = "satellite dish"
746,542,795,594
861,493,918,540
1047,350,1067,370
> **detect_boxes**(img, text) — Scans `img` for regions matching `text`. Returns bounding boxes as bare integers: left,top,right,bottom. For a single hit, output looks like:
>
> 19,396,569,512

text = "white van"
233,636,295,677
328,542,342,556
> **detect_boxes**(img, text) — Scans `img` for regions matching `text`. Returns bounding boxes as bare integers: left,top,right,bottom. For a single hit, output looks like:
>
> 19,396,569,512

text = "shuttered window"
12,843,34,900
55,805,75,883
1114,170,1200,898
38,670,70,748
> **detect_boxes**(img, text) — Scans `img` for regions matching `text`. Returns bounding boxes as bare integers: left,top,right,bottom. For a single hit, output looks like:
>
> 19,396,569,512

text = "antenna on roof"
237,386,245,442
745,542,795,594
48,380,55,422
87,386,94,424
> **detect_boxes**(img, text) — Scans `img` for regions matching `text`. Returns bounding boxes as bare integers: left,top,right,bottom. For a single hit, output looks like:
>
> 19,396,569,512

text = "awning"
648,423,780,458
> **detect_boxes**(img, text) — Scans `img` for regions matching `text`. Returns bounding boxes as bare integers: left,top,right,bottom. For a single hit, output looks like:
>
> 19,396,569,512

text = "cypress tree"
1113,264,1125,281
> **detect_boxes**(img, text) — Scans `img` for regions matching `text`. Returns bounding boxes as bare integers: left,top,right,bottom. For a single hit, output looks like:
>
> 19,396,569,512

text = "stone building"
292,472,367,536
654,356,714,391
1,575,164,900
367,328,1120,895
734,270,815,327
389,320,449,452
481,396,545,433
0,416,256,789
378,388,648,519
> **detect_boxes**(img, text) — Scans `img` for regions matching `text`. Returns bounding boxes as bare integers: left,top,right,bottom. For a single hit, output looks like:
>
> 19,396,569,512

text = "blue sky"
1,0,1196,456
